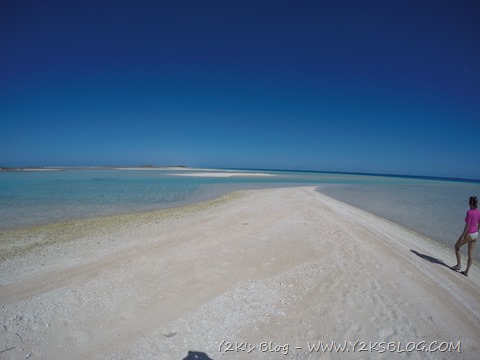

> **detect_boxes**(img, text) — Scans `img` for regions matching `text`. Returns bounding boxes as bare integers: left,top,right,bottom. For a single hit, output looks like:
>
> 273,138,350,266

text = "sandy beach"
0,187,479,359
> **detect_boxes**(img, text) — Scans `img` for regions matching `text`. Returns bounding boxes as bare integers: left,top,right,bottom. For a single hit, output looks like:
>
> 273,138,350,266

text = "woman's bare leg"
461,238,476,276
453,235,467,270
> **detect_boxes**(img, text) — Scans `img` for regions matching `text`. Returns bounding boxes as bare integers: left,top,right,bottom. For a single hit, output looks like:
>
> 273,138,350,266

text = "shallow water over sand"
1,168,479,258
317,181,480,256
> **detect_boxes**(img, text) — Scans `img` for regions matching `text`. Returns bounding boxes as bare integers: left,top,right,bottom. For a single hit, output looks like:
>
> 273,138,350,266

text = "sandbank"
169,172,276,178
114,167,190,171
0,187,478,359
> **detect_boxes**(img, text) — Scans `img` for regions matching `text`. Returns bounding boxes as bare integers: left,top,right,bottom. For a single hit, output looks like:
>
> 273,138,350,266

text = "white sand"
114,167,190,171
112,167,276,177
0,187,479,359
169,172,276,178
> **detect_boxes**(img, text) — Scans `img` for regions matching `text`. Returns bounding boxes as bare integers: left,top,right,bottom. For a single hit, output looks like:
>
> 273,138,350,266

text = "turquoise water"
1,169,479,257
0,169,413,230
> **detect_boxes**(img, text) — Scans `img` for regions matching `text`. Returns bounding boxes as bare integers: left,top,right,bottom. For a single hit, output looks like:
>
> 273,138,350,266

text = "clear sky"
1,1,479,179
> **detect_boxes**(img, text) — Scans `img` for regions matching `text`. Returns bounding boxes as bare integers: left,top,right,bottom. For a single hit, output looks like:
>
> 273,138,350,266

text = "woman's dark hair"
469,196,478,209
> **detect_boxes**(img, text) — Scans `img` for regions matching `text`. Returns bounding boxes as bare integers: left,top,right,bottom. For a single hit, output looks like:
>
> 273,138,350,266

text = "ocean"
1,168,479,256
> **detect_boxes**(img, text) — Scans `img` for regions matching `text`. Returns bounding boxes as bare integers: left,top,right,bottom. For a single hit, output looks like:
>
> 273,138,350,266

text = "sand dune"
0,187,478,359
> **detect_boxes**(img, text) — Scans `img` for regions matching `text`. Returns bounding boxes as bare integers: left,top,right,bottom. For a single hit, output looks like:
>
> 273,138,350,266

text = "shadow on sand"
410,250,450,269
182,351,214,360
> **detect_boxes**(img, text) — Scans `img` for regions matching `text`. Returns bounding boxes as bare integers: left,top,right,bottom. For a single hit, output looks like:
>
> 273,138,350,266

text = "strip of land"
169,172,275,177
0,187,478,359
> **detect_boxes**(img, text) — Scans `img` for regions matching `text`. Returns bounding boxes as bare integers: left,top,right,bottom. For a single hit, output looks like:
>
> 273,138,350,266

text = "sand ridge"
168,172,276,177
0,187,478,359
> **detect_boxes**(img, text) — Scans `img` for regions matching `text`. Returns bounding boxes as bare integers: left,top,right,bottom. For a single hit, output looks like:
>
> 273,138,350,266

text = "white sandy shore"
0,187,479,359
169,172,275,178
114,167,276,177
114,167,191,171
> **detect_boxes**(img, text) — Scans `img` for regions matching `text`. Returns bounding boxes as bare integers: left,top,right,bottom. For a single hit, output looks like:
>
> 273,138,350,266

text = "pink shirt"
465,209,480,234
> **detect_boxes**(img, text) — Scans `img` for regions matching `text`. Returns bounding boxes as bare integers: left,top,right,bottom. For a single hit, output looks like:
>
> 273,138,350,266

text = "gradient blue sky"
1,1,479,179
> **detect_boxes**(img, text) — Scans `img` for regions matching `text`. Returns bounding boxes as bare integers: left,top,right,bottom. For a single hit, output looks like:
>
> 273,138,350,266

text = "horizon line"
2,165,480,184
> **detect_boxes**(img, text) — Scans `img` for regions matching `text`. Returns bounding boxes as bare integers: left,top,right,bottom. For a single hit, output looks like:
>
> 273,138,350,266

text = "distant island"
0,165,191,172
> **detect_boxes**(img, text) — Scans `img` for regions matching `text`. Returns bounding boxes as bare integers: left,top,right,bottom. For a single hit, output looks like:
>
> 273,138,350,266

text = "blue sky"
1,0,479,179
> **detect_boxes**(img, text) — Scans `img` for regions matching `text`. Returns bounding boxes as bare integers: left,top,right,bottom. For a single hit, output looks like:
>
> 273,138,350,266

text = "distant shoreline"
2,166,478,183
232,167,480,184
0,166,191,172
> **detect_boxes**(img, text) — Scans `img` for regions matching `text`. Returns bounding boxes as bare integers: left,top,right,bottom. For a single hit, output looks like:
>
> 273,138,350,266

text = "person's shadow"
182,351,214,360
410,250,450,268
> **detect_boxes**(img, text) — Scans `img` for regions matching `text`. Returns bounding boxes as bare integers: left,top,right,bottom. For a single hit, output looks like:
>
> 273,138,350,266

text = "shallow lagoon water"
0,169,410,230
1,168,479,256
319,181,480,253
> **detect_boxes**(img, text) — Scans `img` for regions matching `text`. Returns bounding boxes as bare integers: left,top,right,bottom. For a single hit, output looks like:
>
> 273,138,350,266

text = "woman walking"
452,196,480,276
